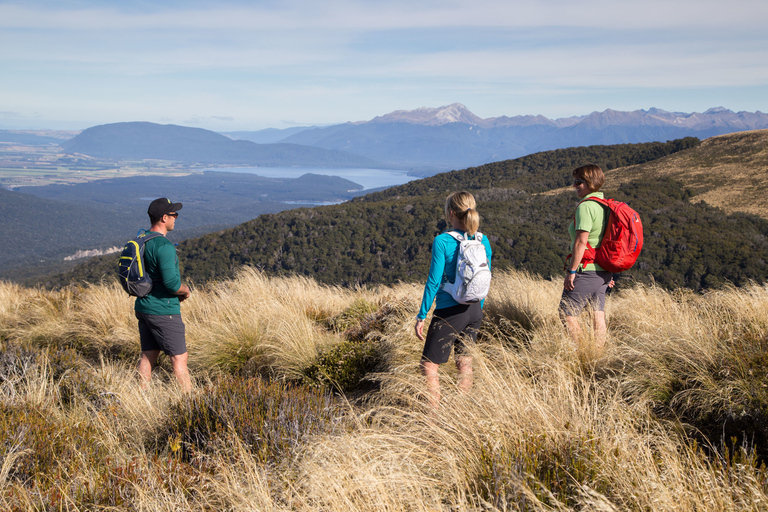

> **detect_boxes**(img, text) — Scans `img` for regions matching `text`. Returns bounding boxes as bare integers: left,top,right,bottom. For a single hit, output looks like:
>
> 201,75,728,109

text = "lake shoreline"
205,166,417,190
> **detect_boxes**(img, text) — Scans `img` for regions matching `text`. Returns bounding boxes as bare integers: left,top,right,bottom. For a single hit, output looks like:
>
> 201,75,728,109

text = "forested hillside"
180,179,768,290
2,172,366,280
46,136,768,291
359,137,700,200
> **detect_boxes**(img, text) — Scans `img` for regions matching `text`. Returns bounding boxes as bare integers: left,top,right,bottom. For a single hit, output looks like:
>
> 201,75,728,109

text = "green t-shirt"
568,192,608,272
134,232,182,316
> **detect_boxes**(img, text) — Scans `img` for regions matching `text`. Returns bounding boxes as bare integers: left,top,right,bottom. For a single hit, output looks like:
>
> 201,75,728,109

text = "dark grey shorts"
136,311,187,356
422,303,483,365
559,271,613,316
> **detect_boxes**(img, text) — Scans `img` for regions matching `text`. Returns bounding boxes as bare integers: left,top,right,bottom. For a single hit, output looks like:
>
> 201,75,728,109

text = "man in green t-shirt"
136,198,192,392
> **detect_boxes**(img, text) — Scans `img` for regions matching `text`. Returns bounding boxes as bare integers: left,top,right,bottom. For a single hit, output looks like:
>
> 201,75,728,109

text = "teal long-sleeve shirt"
134,232,182,316
417,230,492,320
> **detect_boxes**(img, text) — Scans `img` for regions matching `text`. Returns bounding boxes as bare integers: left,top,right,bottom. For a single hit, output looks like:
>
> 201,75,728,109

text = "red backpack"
567,197,644,273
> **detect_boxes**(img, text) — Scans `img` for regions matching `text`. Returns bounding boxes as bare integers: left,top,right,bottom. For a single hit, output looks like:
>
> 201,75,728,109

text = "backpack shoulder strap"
444,230,465,242
580,196,615,213
136,231,164,244
579,196,609,207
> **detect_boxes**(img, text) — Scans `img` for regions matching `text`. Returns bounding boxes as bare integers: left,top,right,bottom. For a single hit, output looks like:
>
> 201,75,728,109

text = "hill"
221,126,317,144
604,129,768,219
46,136,768,291
0,187,129,269
278,104,768,171
1,172,366,280
60,122,385,168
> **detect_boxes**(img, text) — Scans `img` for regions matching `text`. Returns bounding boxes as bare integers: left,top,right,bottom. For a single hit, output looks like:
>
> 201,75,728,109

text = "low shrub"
661,335,768,463
152,375,347,465
0,341,41,383
0,402,106,485
303,338,385,392
303,298,407,393
324,297,379,333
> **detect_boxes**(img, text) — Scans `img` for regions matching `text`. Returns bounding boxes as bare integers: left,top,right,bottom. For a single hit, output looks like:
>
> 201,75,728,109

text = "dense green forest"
2,172,365,279
360,137,701,199
46,137,768,291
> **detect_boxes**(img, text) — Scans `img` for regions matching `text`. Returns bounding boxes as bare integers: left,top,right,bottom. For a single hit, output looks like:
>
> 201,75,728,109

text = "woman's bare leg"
456,356,473,393
421,360,440,408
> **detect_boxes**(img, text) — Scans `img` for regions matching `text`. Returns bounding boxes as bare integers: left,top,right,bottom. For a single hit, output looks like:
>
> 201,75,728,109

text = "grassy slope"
609,129,768,219
1,270,767,509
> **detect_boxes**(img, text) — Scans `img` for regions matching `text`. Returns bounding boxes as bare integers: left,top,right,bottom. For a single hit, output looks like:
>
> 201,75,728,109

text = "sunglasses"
573,179,586,186
167,212,179,218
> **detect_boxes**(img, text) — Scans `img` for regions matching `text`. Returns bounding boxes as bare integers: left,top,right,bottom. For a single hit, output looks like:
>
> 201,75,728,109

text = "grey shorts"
559,271,613,316
136,311,187,356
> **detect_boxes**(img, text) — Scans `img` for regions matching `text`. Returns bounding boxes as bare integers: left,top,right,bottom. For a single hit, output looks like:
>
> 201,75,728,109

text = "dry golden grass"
541,129,768,219
610,129,768,218
183,266,413,378
1,269,767,510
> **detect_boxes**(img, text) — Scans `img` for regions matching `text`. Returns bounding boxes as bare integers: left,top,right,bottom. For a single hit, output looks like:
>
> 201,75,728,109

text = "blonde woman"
415,191,492,407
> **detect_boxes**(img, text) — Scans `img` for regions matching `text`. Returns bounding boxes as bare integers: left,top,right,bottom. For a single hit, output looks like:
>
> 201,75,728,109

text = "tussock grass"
1,269,767,510
607,129,768,219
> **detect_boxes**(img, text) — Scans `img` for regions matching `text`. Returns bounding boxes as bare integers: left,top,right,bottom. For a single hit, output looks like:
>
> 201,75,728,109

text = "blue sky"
1,0,767,131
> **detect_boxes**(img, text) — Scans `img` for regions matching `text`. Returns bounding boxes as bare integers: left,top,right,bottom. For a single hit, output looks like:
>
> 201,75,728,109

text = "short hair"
572,164,605,192
445,191,480,236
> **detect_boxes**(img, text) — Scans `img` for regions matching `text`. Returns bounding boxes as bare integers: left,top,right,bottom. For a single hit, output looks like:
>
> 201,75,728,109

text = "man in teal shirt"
136,198,192,392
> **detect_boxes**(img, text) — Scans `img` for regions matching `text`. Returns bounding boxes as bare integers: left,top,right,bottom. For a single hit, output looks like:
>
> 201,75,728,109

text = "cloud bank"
1,0,766,130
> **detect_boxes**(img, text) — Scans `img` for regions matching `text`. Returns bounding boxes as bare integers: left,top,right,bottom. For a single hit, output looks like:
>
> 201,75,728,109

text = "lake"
205,166,417,190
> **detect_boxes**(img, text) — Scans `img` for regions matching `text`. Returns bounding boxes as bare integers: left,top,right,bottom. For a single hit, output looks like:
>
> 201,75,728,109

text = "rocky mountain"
366,103,488,126
272,104,768,172
60,122,384,168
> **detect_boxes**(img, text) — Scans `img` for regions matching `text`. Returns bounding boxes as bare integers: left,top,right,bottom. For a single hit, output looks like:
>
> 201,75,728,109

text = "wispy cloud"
1,0,766,129
3,0,766,30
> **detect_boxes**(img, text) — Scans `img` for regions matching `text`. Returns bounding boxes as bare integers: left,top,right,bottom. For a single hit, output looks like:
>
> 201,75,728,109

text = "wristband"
568,270,577,275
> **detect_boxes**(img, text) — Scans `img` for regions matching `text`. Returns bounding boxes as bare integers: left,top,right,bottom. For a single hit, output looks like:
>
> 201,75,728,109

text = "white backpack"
441,231,491,304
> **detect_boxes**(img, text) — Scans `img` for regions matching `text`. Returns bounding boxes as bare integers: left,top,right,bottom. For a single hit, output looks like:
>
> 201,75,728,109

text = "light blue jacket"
417,230,492,319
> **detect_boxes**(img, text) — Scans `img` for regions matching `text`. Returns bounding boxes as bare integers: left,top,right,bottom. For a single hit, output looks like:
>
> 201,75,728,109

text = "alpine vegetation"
1,268,767,510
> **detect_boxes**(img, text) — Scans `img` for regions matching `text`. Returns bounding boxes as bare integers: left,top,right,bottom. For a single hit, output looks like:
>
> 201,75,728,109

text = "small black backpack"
117,230,163,297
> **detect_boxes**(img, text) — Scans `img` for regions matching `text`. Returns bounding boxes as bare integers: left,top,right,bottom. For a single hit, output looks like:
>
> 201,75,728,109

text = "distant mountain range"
60,122,383,168
227,105,768,172
30,105,768,173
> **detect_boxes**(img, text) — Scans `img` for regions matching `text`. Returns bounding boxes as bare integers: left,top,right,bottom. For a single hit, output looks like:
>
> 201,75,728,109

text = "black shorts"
422,303,483,365
136,311,187,356
559,271,613,316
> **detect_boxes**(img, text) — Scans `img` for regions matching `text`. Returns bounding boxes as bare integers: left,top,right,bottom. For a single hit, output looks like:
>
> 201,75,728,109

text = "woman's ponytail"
445,191,480,236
